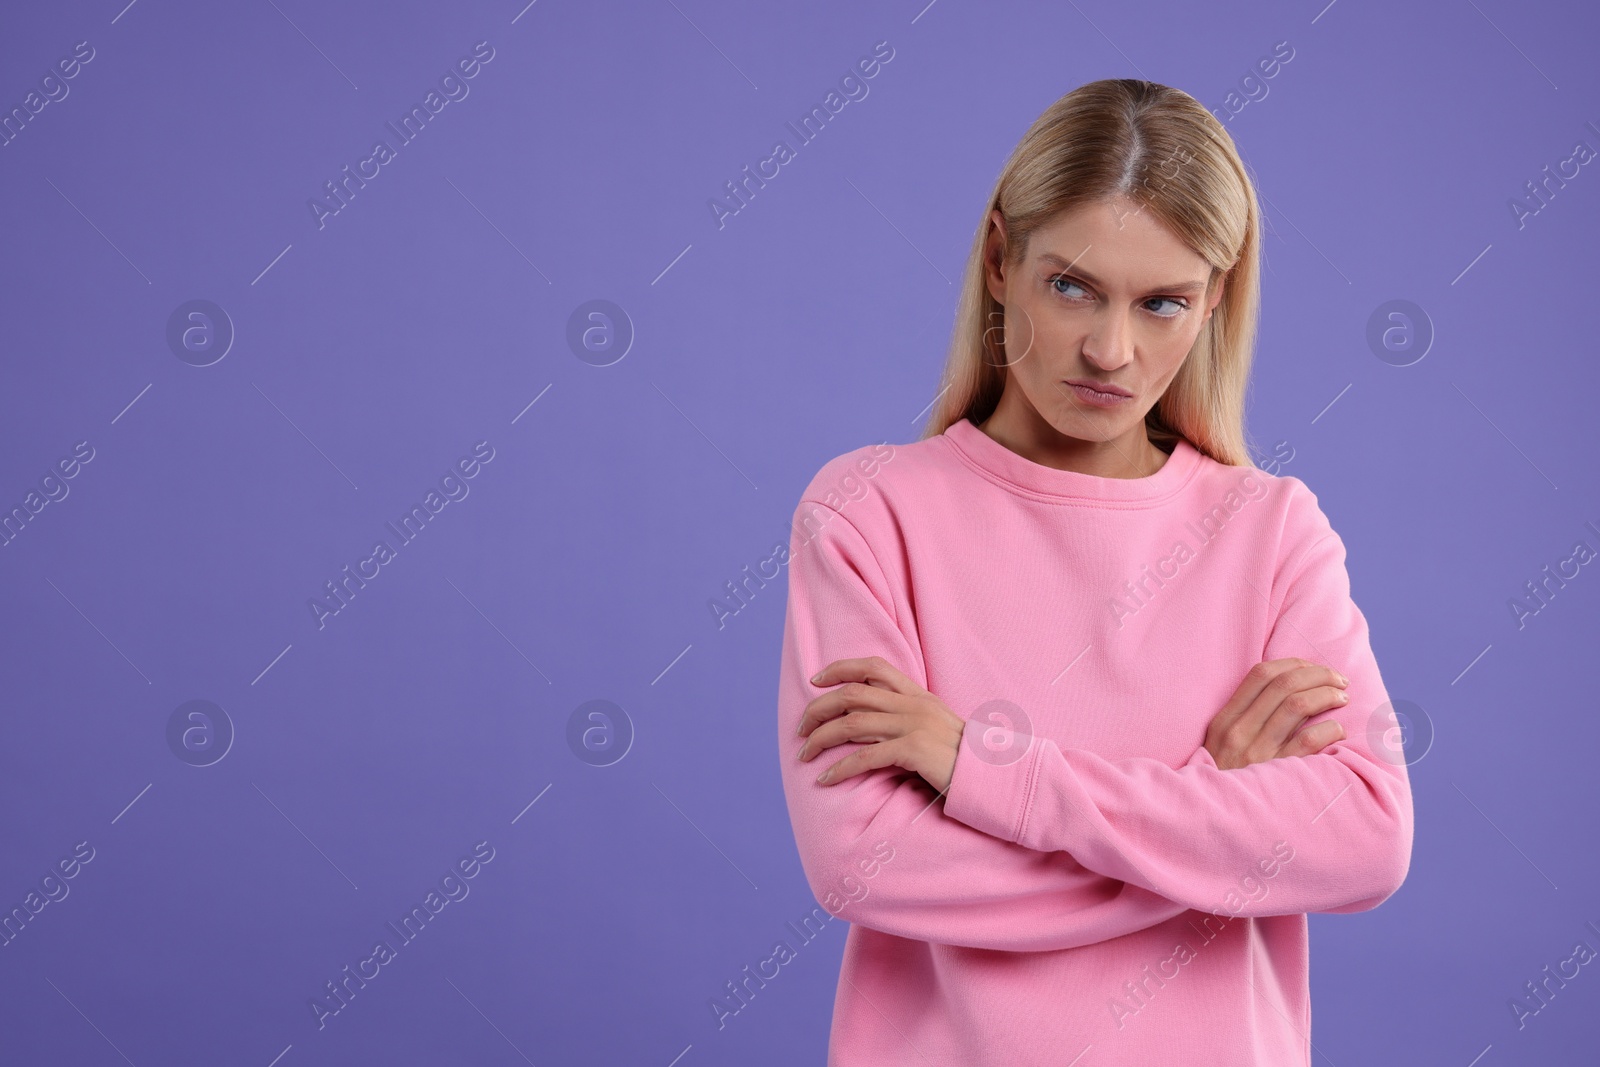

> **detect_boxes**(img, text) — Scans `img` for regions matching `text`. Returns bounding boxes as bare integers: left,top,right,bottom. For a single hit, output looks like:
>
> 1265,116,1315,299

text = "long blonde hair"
923,78,1263,468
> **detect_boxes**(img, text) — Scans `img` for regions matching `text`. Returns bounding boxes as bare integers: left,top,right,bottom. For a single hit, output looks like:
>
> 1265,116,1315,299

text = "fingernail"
816,768,831,783
796,720,805,736
797,744,807,761
810,672,824,685
1337,673,1349,686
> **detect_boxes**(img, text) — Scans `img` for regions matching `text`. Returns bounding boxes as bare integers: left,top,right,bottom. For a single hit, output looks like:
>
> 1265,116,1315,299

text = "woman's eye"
1050,277,1187,318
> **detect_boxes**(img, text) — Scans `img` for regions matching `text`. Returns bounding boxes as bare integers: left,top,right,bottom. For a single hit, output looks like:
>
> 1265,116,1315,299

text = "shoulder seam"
1272,486,1341,608
793,497,903,634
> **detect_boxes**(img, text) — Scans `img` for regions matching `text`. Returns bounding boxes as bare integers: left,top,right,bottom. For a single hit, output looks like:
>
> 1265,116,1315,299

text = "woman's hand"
1204,658,1350,770
797,656,966,793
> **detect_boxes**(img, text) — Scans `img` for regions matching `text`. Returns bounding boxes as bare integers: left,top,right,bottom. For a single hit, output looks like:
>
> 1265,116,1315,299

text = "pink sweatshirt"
775,416,1414,1066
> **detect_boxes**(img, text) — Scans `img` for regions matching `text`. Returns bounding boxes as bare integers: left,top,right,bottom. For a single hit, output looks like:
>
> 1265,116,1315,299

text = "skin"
796,197,1350,792
977,196,1224,479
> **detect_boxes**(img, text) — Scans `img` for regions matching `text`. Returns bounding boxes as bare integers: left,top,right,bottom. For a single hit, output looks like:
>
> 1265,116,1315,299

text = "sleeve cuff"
941,721,1044,844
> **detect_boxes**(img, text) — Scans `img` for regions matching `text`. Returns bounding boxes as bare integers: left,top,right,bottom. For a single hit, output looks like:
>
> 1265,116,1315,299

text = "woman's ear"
983,209,1010,306
1202,267,1229,323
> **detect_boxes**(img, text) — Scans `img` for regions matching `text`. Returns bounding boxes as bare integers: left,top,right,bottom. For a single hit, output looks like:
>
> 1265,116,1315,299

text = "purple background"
2,1,1597,1064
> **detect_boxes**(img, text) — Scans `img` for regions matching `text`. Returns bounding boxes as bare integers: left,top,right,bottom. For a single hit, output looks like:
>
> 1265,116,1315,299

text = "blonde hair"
923,78,1263,468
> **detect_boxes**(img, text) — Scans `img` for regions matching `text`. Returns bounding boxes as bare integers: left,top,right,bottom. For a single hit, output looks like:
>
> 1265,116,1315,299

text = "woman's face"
982,197,1225,454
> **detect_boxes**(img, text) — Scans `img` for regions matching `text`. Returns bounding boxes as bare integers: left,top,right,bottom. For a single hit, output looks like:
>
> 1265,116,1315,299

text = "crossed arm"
775,498,1414,953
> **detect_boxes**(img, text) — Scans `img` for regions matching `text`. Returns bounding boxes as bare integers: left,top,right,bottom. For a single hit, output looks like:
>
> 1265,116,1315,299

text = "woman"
776,79,1413,1066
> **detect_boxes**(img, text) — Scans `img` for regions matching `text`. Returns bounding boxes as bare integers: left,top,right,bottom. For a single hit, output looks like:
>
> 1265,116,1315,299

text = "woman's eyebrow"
1037,252,1208,295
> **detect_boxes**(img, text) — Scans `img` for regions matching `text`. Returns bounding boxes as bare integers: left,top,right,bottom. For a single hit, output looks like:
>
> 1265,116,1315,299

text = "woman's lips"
1063,380,1133,407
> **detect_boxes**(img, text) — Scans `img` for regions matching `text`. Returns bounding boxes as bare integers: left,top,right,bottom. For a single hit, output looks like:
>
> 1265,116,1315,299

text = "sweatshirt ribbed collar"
941,416,1202,506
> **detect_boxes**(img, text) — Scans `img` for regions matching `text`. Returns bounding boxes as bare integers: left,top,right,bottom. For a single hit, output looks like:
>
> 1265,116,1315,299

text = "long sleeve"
942,480,1415,918
776,498,1198,952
